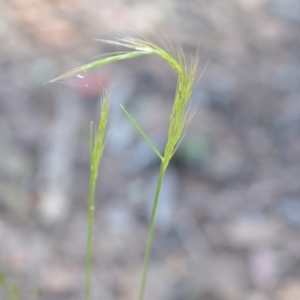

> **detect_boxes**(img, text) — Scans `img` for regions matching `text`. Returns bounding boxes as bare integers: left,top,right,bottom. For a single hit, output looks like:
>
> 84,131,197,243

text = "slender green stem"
85,172,96,300
139,162,166,300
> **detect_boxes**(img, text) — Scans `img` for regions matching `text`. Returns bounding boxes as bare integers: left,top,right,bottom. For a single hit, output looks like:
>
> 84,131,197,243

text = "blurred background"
1,0,300,299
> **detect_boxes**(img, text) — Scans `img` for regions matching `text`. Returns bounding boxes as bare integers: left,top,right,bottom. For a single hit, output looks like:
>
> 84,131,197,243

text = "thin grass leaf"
49,51,149,83
90,50,130,60
120,105,163,161
95,38,154,53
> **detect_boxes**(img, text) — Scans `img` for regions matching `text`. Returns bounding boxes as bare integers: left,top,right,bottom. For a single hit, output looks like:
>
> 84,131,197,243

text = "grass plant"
86,94,111,300
0,274,41,300
50,37,201,300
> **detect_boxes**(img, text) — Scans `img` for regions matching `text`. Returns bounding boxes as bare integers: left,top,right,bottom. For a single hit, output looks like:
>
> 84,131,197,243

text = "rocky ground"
1,0,300,299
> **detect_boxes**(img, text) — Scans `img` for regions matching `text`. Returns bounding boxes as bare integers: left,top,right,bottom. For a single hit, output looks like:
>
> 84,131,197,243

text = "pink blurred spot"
71,69,112,99
249,248,277,290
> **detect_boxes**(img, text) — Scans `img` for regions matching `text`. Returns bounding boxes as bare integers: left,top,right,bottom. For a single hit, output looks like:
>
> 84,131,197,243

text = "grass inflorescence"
86,93,111,300
50,37,200,300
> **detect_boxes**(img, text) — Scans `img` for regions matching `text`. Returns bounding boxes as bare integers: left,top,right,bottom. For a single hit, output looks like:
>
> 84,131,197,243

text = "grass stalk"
85,164,96,300
139,163,165,300
85,95,110,300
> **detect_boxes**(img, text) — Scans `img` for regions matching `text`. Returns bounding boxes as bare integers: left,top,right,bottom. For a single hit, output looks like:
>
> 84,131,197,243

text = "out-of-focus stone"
104,205,136,233
56,0,87,13
275,196,300,227
9,1,80,48
268,0,300,22
164,254,188,280
97,2,168,34
276,280,300,300
248,248,278,290
37,187,70,225
246,292,270,300
225,216,282,248
36,90,81,225
6,248,30,273
40,264,80,295
235,0,266,11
